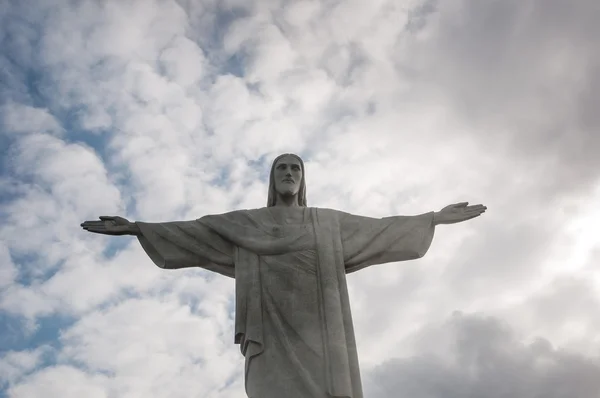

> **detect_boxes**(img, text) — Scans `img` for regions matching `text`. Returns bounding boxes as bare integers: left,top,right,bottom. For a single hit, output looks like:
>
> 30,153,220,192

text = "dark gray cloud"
364,312,600,398
442,216,555,298
516,275,600,342
398,0,600,196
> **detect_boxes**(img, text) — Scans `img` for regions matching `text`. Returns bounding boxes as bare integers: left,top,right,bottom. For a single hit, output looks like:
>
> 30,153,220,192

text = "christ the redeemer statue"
81,153,486,398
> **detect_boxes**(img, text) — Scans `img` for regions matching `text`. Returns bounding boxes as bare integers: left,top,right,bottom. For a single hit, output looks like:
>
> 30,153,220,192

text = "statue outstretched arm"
339,201,486,273
82,215,235,276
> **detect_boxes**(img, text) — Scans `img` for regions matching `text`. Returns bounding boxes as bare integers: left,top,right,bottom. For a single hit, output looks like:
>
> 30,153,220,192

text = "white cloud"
7,366,110,398
1,103,63,136
0,243,17,290
0,346,52,386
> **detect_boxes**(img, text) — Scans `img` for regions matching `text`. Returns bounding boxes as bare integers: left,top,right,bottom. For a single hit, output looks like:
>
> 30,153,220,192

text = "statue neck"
274,193,300,207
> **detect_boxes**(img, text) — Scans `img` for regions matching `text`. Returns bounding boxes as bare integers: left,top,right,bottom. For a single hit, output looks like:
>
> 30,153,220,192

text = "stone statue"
81,153,486,398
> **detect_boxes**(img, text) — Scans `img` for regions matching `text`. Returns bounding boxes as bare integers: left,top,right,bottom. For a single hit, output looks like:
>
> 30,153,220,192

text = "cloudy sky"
1,0,599,397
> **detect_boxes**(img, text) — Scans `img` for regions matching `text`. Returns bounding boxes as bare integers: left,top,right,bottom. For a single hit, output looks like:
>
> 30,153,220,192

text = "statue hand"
433,202,487,225
80,216,139,236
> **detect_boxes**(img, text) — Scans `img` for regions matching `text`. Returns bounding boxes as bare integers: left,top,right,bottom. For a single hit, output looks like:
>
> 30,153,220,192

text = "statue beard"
277,188,298,198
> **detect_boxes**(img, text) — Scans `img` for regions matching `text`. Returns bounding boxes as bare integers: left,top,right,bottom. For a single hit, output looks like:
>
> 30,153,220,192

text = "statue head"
267,153,307,207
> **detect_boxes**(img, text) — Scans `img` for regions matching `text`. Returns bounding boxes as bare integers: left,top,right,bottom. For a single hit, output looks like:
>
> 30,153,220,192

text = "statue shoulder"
310,207,348,223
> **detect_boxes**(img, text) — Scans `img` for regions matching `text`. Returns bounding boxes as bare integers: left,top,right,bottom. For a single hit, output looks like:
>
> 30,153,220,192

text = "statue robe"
136,207,435,398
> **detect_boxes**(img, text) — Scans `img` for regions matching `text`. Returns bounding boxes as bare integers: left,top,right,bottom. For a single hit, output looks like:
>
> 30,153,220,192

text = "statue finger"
466,205,485,212
465,207,484,214
453,202,469,208
468,205,486,211
83,226,108,233
83,224,107,230
464,210,484,217
81,221,104,227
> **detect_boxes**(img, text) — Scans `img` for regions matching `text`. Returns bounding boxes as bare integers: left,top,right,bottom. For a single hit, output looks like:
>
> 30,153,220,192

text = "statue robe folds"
136,207,435,398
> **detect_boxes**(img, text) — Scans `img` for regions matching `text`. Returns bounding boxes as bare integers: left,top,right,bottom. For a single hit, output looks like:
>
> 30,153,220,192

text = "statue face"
273,155,303,198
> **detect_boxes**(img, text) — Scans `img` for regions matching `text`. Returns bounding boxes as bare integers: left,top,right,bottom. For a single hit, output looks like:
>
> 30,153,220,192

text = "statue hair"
267,153,307,207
